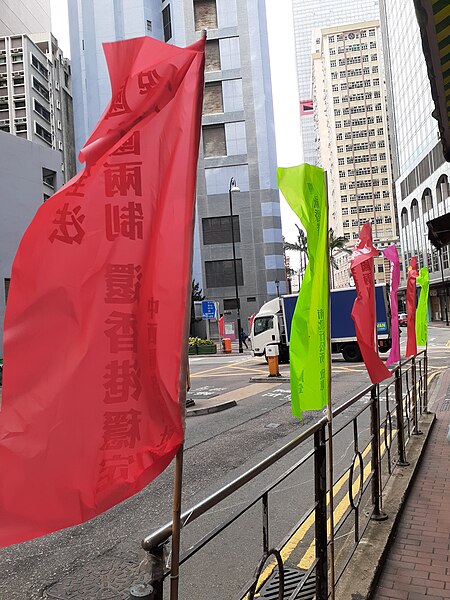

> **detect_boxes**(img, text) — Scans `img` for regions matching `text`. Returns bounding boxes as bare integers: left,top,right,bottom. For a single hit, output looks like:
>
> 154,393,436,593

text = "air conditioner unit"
14,70,24,76
0,119,9,126
15,117,26,123
11,48,22,54
0,96,7,102
0,73,7,79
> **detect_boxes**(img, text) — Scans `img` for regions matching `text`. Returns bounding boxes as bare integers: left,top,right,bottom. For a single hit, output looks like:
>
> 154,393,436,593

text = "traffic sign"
201,301,217,320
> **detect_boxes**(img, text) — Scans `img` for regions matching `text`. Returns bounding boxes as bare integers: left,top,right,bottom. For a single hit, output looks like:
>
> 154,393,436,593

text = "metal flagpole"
324,172,336,599
170,30,207,600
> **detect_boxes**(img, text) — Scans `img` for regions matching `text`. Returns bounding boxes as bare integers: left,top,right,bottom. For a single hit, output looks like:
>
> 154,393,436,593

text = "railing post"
314,424,328,600
370,386,388,521
424,349,429,414
412,356,422,435
395,367,409,466
130,544,166,600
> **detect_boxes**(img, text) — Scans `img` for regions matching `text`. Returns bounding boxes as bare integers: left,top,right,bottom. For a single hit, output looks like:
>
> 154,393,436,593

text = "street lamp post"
229,177,243,353
275,279,280,297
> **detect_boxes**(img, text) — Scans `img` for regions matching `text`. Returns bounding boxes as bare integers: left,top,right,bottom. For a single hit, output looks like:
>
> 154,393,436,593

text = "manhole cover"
258,567,315,599
45,556,137,600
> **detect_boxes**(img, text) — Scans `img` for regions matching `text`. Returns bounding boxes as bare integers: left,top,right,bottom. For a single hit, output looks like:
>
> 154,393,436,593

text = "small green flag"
416,267,430,346
277,164,330,419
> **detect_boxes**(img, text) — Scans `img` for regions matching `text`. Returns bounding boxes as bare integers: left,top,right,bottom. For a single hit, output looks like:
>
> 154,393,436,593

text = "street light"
229,177,242,353
275,279,280,297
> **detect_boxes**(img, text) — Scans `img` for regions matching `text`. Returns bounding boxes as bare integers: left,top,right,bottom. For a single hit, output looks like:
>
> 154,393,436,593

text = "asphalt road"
0,325,448,599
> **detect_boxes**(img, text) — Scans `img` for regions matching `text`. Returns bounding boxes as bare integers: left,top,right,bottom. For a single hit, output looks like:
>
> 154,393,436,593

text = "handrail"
142,416,328,550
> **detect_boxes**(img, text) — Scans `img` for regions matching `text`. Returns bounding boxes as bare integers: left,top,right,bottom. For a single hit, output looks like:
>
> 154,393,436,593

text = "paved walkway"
372,368,450,600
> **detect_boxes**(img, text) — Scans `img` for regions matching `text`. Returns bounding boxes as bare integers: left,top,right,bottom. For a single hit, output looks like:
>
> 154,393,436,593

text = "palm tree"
284,226,351,288
283,224,308,286
329,228,351,288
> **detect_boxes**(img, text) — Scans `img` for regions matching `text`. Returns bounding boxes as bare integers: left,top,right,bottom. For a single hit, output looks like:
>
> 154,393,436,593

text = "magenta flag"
381,245,400,365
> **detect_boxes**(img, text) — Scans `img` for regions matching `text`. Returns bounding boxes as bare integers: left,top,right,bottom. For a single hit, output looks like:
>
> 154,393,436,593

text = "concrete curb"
335,412,436,600
249,375,290,383
186,399,237,417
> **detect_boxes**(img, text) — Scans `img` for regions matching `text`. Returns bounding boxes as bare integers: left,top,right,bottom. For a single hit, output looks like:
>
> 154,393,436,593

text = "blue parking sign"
201,301,217,320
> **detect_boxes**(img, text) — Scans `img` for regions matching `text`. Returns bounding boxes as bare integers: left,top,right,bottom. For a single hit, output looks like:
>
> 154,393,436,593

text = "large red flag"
350,223,391,384
406,256,418,357
0,35,205,547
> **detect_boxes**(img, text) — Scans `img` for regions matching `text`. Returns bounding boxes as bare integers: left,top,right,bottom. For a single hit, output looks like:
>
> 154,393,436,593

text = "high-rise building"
68,0,284,327
380,0,449,320
0,131,63,352
0,32,76,183
0,0,51,37
291,0,379,166
312,20,398,288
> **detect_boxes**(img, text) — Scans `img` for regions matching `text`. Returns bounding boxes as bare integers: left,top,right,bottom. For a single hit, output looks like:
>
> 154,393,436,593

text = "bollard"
222,338,232,354
266,345,281,377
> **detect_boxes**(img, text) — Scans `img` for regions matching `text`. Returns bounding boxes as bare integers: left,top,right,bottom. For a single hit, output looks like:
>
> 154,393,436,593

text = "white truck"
250,285,391,363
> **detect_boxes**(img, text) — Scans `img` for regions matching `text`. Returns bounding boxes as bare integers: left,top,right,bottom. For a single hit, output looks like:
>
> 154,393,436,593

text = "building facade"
380,0,450,320
68,0,284,328
0,0,51,37
0,131,63,352
291,0,380,166
312,20,398,287
0,32,76,184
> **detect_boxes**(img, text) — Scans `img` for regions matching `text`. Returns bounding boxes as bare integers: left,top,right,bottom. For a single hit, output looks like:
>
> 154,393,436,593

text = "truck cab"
250,298,288,362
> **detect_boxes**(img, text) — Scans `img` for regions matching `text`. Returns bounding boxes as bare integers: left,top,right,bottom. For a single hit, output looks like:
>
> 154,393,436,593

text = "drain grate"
258,567,315,600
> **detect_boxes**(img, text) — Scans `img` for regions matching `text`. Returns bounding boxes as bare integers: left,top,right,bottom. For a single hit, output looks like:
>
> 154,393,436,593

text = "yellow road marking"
446,340,450,348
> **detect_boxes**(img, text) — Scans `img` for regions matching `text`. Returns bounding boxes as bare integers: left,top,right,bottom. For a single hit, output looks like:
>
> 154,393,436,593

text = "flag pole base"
130,582,154,598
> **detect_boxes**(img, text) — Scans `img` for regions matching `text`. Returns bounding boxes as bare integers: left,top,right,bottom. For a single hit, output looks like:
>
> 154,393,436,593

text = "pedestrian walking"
239,327,249,349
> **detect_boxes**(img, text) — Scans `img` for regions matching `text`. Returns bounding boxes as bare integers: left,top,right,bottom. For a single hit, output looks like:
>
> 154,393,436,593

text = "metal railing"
132,350,429,600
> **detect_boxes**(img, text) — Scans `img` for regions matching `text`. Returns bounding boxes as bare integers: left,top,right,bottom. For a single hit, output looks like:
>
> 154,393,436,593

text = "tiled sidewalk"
372,369,450,600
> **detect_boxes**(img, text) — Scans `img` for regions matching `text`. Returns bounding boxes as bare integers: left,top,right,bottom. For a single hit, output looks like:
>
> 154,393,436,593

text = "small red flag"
406,256,418,357
350,223,391,384
218,316,225,338
0,36,205,547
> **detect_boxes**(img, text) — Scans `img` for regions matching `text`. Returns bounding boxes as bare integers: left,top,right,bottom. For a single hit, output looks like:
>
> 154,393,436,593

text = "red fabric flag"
406,256,418,357
0,36,205,547
218,316,225,338
350,223,391,384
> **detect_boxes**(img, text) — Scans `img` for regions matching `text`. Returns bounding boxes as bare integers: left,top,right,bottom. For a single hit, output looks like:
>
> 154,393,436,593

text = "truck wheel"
342,343,362,362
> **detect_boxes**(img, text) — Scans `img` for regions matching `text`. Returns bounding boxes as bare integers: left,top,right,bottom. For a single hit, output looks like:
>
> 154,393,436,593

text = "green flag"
416,267,430,346
277,164,330,419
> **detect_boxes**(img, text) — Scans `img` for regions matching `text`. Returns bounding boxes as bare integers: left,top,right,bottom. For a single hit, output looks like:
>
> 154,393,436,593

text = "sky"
49,0,302,246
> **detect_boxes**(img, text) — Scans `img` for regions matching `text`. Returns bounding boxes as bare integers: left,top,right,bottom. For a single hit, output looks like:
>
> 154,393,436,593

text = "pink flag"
381,245,400,365
0,35,205,547
406,257,418,357
350,224,391,384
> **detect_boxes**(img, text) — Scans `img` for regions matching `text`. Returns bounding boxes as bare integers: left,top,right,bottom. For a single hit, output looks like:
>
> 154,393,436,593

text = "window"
42,167,56,188
205,259,243,288
205,39,220,72
254,316,273,336
33,98,50,122
162,5,172,42
202,124,226,157
15,123,27,132
4,278,10,305
32,76,49,101
35,121,52,144
194,0,217,31
31,54,48,79
203,82,223,114
202,215,240,245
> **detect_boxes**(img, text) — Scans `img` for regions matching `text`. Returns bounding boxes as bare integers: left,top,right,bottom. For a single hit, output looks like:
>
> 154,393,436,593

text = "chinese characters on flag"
0,35,205,547
350,223,391,385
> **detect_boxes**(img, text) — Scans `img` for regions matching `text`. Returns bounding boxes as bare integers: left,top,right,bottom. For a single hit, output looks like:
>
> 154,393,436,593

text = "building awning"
413,0,450,161
427,212,450,248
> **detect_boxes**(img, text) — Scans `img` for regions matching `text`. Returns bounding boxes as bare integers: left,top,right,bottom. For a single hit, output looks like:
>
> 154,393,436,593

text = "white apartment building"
0,32,76,184
312,20,398,287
